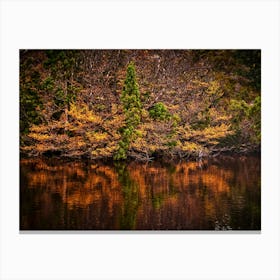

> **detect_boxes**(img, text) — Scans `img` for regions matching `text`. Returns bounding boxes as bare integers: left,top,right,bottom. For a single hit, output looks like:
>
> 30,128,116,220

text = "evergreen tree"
114,62,142,160
20,56,42,135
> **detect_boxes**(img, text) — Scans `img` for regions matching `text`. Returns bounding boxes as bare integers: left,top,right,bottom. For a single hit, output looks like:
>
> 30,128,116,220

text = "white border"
1,0,280,279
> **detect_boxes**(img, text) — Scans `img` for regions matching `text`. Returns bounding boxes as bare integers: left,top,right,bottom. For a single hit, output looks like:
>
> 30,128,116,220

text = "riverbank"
20,143,260,163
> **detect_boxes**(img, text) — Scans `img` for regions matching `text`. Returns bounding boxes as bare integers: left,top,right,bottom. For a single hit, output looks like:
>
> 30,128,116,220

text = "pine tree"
114,62,142,160
20,58,42,135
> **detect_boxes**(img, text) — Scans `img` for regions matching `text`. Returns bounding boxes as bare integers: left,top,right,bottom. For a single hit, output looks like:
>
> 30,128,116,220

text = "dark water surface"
20,156,261,230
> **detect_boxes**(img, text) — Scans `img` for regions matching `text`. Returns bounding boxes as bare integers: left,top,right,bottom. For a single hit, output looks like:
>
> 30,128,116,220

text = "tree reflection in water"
114,162,139,230
20,156,260,230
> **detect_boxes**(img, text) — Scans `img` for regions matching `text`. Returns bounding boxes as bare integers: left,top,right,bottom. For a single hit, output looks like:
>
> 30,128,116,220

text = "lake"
20,155,261,231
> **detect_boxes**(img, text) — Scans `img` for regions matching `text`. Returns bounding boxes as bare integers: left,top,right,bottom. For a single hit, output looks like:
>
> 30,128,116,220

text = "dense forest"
20,50,261,161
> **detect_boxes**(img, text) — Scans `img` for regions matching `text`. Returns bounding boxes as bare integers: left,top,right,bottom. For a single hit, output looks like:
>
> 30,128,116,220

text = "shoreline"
20,147,261,164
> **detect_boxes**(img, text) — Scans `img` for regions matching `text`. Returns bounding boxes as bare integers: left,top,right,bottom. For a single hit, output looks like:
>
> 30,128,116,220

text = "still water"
20,156,261,230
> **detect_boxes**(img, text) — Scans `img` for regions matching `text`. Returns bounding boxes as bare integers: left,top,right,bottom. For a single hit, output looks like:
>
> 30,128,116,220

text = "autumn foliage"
20,50,261,160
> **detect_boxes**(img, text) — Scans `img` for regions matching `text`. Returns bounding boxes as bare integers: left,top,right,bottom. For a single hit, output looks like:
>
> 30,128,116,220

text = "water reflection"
20,156,261,230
